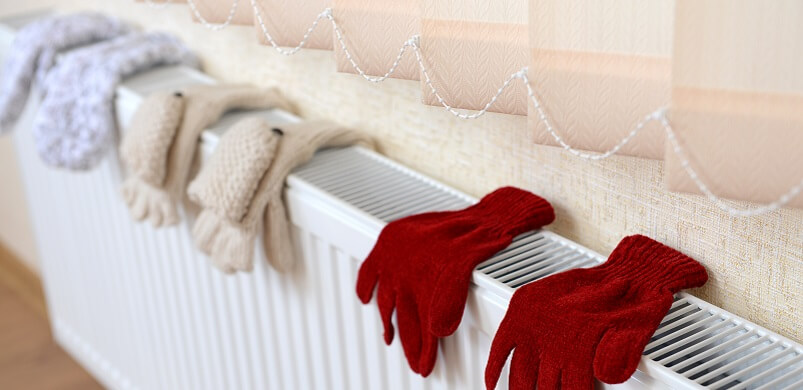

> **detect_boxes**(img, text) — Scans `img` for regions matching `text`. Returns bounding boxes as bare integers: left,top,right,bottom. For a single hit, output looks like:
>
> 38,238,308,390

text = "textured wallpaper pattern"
4,1,801,342
253,0,333,50
667,0,803,208
420,0,528,115
332,0,420,80
528,0,673,158
188,0,253,25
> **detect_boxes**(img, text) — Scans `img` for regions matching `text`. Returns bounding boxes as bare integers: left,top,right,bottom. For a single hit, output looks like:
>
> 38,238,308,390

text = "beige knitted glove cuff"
189,119,373,274
191,209,259,273
120,85,294,228
120,91,185,226
187,117,281,273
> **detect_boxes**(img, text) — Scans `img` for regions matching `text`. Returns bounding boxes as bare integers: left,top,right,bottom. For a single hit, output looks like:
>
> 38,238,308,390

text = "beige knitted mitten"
188,120,374,273
120,91,185,225
188,117,281,272
120,84,295,227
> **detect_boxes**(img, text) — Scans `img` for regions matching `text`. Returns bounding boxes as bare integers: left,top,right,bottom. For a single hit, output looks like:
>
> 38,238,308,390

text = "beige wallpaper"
0,1,800,342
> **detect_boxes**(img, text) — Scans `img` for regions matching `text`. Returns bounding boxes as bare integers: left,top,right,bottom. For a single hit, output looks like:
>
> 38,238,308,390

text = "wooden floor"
0,245,102,390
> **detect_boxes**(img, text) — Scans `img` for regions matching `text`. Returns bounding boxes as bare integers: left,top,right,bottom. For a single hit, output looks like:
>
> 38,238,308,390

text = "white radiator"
2,11,803,390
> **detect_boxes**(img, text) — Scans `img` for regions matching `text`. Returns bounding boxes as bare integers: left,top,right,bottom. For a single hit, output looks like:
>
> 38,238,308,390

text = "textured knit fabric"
356,187,555,377
485,234,709,390
189,118,281,222
186,117,281,272
188,120,374,273
120,91,185,187
0,13,130,133
33,32,199,170
121,85,294,228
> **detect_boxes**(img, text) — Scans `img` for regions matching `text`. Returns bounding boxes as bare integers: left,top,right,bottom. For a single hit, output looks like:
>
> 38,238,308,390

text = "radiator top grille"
291,146,803,390
477,232,600,288
293,147,474,222
645,297,803,390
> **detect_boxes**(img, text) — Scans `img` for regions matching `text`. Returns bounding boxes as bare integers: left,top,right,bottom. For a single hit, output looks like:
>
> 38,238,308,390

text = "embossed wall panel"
528,0,673,159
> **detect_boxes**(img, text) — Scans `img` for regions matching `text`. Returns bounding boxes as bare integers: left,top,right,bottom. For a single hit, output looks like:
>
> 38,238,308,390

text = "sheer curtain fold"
332,0,420,80
188,0,253,25
136,0,187,3
252,0,333,50
528,0,673,159
666,0,803,207
141,0,802,209
419,1,528,115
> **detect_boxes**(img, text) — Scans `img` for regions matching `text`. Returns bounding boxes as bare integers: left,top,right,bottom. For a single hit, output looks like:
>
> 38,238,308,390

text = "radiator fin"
293,146,803,390
5,10,802,390
293,147,474,222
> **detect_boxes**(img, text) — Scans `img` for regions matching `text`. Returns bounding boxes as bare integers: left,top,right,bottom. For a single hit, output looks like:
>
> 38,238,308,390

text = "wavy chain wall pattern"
141,0,803,217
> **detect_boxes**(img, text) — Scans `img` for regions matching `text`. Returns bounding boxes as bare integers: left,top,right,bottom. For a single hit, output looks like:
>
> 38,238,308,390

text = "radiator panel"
11,106,496,389
3,11,802,390
10,72,802,390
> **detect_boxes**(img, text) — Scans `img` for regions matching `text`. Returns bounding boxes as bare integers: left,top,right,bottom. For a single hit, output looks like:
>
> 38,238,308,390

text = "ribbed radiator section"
14,96,803,390
11,99,496,389
13,138,491,389
6,12,801,390
15,96,803,390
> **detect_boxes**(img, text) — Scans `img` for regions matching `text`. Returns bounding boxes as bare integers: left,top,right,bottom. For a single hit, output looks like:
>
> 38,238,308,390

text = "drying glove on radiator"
0,13,130,133
188,120,374,273
120,84,294,227
485,234,708,390
186,117,281,272
121,85,295,227
356,187,555,377
33,32,199,170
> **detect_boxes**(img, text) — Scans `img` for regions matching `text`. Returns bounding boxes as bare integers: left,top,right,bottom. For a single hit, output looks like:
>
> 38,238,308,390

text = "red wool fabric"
485,234,709,390
356,186,555,377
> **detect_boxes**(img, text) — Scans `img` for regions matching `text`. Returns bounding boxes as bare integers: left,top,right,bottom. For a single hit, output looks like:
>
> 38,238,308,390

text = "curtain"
332,0,420,80
141,0,803,209
665,0,803,207
188,0,253,25
528,0,673,159
419,1,528,115
135,0,186,4
252,0,333,50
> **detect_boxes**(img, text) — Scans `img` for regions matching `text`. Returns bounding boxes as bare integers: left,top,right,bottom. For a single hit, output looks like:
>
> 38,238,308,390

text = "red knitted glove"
485,235,708,390
357,187,554,376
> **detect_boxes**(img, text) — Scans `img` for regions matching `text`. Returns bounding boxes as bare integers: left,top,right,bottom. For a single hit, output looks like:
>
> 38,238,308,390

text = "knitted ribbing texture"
188,119,374,273
187,117,281,272
0,13,130,132
485,234,708,390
